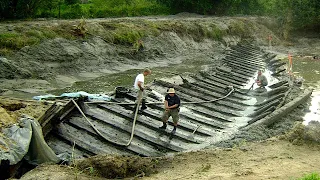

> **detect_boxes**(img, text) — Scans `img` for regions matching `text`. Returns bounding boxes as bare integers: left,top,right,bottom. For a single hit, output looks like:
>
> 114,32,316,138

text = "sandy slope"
20,137,320,180
142,138,320,180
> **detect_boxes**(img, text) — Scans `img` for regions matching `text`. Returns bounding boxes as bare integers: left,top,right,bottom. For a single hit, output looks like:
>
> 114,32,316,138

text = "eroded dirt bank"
0,15,278,98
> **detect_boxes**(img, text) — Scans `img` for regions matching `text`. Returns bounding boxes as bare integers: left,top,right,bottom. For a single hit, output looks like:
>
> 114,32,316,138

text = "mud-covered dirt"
1,15,320,179
0,97,50,129
21,134,320,180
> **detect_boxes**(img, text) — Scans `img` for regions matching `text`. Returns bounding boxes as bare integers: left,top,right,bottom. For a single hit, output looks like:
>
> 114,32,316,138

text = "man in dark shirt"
159,88,181,135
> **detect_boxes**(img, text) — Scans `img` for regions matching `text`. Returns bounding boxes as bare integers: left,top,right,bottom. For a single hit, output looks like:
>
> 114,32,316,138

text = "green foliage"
259,0,320,31
298,172,320,180
39,0,169,19
229,20,248,38
96,21,161,45
157,0,320,32
0,24,75,55
1,0,319,34
89,0,169,18
114,29,143,45
60,3,88,19
65,0,80,5
0,48,11,56
0,33,38,50
0,0,319,48
157,0,213,14
98,20,227,45
0,0,169,19
0,0,46,19
206,24,226,40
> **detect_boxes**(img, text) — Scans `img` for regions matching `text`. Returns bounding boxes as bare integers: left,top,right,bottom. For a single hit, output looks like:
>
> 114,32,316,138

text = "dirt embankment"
20,118,320,180
21,130,320,180
0,97,49,129
0,16,279,98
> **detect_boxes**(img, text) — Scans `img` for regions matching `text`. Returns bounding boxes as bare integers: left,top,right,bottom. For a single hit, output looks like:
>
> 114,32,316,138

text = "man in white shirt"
133,68,151,111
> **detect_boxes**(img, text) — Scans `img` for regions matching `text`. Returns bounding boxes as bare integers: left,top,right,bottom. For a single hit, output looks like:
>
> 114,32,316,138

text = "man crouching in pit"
159,88,181,135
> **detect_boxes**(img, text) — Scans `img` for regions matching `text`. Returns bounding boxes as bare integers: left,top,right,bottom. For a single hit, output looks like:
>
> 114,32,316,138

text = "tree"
0,0,48,18
65,0,79,5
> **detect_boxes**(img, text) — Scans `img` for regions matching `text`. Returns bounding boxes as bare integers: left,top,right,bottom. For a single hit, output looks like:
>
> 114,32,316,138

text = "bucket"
115,86,129,98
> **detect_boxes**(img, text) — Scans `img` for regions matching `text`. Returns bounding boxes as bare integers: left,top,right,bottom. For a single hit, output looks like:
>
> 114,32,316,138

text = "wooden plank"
85,108,189,151
68,117,166,156
38,102,58,124
154,80,242,117
121,97,229,131
203,74,244,87
46,135,93,159
192,80,248,100
181,84,247,109
98,104,203,144
54,123,139,156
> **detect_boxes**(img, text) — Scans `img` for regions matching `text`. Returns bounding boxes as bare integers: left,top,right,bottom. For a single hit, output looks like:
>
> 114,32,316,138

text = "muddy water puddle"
48,58,213,95
292,57,320,124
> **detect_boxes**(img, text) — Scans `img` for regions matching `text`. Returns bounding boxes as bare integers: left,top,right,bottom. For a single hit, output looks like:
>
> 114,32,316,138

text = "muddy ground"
20,134,320,180
0,97,50,129
1,15,320,179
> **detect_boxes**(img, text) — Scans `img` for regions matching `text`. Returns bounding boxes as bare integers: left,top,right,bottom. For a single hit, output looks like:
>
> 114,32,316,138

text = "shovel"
236,82,255,95
246,82,255,94
186,125,201,140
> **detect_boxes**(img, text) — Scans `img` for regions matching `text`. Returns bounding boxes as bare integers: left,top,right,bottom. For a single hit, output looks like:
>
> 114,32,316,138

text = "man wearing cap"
159,88,181,135
133,68,151,112
256,70,268,88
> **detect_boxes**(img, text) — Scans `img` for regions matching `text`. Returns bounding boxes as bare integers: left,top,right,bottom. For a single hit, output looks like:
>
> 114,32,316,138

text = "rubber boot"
171,126,177,135
141,99,147,110
159,123,167,130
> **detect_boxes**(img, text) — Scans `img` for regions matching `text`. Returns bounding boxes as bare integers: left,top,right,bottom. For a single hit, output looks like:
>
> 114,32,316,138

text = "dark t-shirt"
165,94,180,108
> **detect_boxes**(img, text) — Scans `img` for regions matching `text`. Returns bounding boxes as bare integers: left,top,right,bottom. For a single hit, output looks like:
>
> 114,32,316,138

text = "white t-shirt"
133,73,144,89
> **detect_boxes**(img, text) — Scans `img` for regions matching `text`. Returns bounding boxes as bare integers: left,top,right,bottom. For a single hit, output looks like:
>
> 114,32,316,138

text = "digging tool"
179,75,189,84
162,71,190,85
246,82,255,94
187,125,201,139
234,83,255,95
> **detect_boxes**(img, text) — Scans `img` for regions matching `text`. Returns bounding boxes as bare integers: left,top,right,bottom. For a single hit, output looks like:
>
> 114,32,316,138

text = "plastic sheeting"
0,115,59,165
33,91,111,101
24,118,60,165
0,117,32,165
61,91,111,101
32,94,61,101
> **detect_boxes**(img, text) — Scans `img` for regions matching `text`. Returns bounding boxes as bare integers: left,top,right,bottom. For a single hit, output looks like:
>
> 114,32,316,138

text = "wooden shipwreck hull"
41,43,299,158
